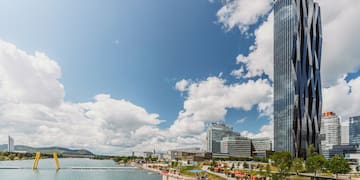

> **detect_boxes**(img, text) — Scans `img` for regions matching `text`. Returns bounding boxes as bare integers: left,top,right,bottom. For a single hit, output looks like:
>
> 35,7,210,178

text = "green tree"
210,160,216,167
292,158,304,175
308,144,316,156
306,154,326,177
8,154,15,160
243,162,249,169
326,155,351,179
271,151,292,179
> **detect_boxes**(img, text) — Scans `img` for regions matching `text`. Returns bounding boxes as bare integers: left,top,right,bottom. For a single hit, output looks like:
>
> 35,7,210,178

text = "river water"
0,158,162,180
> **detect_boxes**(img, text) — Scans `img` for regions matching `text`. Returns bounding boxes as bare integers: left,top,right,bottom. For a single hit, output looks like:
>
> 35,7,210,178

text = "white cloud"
317,0,360,86
236,117,246,124
230,66,244,78
175,79,189,92
231,13,274,79
323,76,360,120
170,77,272,136
0,40,169,154
216,0,273,33
241,120,273,141
0,40,64,107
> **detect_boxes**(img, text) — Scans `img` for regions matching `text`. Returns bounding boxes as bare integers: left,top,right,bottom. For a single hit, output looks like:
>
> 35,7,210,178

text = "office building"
274,0,323,158
252,137,272,152
341,123,349,145
322,144,360,160
320,112,341,157
206,123,236,153
350,116,360,144
166,148,211,162
320,112,341,145
251,138,273,158
220,136,251,158
8,136,14,152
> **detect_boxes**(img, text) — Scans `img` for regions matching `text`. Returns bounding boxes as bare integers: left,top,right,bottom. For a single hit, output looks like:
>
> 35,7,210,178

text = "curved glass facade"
274,0,323,158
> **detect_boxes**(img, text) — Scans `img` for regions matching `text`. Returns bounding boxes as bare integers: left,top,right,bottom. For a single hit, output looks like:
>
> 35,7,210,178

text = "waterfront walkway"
135,163,195,180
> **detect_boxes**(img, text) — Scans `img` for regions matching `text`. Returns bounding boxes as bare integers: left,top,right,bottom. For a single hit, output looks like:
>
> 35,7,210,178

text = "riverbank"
133,163,196,180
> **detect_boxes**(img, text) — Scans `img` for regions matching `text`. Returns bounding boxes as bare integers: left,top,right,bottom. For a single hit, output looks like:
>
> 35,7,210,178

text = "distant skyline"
0,0,360,155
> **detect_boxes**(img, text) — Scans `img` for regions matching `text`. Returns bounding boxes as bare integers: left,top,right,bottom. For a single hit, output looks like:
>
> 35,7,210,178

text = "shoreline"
132,162,195,180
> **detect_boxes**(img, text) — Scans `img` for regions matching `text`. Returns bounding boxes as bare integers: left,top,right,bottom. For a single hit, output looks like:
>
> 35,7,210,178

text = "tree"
326,155,351,179
292,158,304,175
210,160,216,167
308,144,316,156
306,154,326,177
243,162,249,169
271,151,292,179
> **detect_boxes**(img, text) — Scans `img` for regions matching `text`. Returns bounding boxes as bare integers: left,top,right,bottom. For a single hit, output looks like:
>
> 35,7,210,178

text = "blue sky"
0,0,360,154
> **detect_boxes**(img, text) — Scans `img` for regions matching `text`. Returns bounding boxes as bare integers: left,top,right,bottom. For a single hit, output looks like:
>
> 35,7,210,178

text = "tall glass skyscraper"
274,0,323,158
349,116,360,145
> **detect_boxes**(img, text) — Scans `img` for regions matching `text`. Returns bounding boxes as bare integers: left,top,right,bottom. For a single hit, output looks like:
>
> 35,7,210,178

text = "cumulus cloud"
170,77,272,136
231,12,274,79
0,40,64,107
0,40,169,154
323,76,360,120
175,79,190,92
240,120,273,140
317,0,360,86
216,0,273,33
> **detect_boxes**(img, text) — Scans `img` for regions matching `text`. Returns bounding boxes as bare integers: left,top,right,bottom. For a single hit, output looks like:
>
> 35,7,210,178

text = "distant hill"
0,145,94,156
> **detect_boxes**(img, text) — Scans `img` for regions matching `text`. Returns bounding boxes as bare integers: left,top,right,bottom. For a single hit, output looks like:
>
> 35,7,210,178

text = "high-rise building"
220,136,251,158
252,137,272,152
341,122,349,145
350,116,360,145
320,112,341,156
274,0,323,158
206,123,236,153
8,136,14,152
320,112,341,146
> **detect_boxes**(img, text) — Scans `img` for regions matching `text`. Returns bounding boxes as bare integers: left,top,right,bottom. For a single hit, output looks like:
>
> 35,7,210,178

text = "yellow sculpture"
32,152,41,170
53,152,60,170
32,152,61,170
